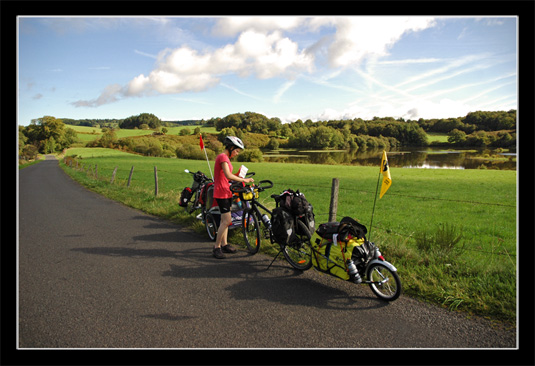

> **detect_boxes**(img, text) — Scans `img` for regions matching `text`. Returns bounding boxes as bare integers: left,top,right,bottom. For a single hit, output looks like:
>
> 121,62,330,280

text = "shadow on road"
71,243,389,312
165,247,390,312
72,246,181,259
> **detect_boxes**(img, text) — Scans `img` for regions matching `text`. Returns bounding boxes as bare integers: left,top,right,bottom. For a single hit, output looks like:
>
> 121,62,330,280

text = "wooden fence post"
110,166,118,184
127,166,134,187
154,166,158,196
329,178,339,222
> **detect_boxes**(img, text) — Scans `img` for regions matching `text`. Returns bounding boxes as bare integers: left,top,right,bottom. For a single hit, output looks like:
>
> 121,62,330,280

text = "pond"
262,147,517,170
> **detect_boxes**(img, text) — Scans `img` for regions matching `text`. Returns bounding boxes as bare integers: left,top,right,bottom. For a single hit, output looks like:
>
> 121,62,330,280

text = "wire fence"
63,156,517,258
289,181,516,208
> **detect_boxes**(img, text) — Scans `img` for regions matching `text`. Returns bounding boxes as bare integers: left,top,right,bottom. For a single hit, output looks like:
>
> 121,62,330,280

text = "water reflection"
262,147,516,170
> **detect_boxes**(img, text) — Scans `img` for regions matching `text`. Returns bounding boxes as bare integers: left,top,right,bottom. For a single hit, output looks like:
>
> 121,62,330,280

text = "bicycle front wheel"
367,262,401,301
282,221,313,270
186,191,200,214
243,209,261,254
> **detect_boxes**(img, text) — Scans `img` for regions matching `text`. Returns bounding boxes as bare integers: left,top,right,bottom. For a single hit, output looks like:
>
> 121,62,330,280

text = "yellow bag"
311,237,365,280
241,188,259,201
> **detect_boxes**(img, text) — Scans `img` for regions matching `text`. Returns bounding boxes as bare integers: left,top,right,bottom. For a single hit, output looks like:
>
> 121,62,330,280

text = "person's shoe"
221,244,237,254
212,247,226,259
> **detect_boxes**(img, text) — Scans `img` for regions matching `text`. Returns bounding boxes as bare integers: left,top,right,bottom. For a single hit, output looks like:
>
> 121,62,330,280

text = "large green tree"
23,116,77,153
119,113,162,129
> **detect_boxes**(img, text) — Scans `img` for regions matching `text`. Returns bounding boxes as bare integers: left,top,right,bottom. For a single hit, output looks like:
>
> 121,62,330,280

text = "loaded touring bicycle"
179,169,256,241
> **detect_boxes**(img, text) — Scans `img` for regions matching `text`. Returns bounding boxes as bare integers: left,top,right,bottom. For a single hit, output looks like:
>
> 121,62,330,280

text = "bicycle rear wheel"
281,220,313,270
242,209,261,254
205,212,218,241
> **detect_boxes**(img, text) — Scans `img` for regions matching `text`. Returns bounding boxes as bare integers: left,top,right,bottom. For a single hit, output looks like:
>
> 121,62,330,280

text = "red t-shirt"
214,153,233,199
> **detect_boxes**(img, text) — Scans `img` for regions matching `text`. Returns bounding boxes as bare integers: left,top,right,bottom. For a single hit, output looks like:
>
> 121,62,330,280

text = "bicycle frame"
248,199,273,238
230,181,274,253
184,170,212,215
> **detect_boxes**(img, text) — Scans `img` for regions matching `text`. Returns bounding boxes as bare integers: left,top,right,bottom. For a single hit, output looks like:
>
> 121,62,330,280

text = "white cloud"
72,84,124,107
394,53,491,89
273,80,295,103
74,27,313,107
134,49,157,59
73,16,436,108
220,83,263,101
378,58,441,65
125,74,150,96
324,17,436,67
211,16,305,37
317,98,475,121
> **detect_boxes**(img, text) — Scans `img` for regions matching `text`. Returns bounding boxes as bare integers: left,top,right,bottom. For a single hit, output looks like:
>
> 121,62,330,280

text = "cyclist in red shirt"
213,136,254,259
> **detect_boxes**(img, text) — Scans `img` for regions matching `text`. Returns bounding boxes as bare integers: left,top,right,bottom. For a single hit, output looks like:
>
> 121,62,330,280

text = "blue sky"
17,16,517,126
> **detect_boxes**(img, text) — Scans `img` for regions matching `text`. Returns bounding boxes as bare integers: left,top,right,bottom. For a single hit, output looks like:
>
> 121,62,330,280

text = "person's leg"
213,198,235,258
215,211,231,249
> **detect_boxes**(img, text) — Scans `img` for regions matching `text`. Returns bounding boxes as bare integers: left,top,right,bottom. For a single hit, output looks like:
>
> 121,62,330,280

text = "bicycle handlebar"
185,169,213,183
230,179,273,193
257,180,273,190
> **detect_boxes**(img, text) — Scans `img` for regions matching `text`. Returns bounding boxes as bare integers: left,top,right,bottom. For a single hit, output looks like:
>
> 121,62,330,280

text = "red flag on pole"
199,133,213,180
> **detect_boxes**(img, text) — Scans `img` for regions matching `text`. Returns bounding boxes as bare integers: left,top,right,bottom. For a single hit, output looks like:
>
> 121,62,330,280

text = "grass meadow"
60,147,517,323
68,125,218,144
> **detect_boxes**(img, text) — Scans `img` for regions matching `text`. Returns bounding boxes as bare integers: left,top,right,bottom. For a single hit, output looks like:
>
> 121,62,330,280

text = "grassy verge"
19,155,44,169
59,148,517,324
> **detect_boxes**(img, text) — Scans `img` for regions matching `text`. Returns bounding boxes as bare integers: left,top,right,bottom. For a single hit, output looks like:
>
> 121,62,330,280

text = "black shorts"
216,198,232,214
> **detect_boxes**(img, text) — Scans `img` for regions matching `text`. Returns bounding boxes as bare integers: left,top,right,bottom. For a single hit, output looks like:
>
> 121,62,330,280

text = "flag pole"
369,150,391,243
204,148,214,181
200,134,214,181
368,170,381,243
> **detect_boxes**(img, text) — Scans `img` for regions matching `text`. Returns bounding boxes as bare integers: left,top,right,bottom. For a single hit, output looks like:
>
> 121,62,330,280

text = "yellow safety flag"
379,150,392,199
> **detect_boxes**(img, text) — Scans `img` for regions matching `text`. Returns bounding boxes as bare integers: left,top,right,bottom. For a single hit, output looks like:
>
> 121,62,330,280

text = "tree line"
209,110,516,149
62,114,202,129
20,109,516,162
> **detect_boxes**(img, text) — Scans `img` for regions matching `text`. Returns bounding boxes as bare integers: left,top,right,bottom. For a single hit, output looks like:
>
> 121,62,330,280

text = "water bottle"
232,197,242,209
347,259,362,284
261,214,271,229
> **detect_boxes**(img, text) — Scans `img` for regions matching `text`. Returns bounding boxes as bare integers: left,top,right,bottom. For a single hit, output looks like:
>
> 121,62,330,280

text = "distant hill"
163,120,203,126
63,118,203,128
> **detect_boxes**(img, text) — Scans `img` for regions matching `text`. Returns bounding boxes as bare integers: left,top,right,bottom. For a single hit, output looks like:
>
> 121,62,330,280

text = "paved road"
17,157,516,356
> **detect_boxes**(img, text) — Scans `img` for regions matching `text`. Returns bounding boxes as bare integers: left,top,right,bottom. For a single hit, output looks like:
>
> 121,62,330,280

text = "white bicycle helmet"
224,136,245,151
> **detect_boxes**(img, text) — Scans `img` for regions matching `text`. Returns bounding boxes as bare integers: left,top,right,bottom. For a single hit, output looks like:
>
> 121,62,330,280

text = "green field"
69,126,447,145
68,125,217,143
427,132,450,143
61,147,517,323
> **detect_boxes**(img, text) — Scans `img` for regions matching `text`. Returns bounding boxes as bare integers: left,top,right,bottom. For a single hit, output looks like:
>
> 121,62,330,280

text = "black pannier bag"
191,171,205,191
290,193,308,216
316,217,367,241
299,203,315,237
277,189,315,237
271,207,295,245
279,189,308,215
179,187,193,207
352,240,376,271
316,221,341,239
336,216,375,269
314,216,372,279
338,216,367,241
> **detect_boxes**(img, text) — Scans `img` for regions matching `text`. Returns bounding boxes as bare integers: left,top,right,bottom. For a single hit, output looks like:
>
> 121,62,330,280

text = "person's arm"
221,162,254,183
